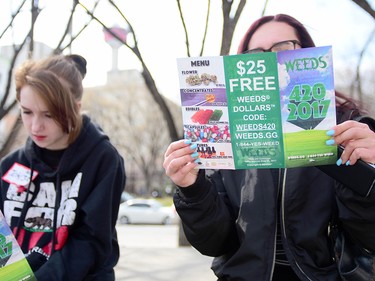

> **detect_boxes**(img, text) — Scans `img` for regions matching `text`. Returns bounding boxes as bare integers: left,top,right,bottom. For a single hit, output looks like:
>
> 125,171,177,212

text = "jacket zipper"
281,168,313,281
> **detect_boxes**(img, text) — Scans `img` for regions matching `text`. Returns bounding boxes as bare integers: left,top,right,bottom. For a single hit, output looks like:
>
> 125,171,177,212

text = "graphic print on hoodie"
2,163,83,268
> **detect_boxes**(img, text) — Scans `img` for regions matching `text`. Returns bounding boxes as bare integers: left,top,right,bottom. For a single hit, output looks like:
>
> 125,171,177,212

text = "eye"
244,48,264,54
21,109,31,115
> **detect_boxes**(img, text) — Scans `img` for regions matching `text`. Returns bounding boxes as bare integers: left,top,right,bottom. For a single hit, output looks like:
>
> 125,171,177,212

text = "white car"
117,198,176,225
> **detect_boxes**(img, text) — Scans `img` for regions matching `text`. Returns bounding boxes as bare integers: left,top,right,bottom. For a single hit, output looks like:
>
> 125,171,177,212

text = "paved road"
114,224,217,281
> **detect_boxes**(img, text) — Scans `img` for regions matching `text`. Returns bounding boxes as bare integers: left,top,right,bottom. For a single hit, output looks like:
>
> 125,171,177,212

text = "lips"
33,135,46,142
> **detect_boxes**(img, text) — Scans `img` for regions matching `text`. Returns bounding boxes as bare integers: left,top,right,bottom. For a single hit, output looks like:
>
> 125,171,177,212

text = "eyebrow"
20,105,49,113
20,105,30,111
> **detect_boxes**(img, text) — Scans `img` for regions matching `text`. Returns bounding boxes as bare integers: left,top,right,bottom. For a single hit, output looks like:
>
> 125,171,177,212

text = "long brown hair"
15,54,87,144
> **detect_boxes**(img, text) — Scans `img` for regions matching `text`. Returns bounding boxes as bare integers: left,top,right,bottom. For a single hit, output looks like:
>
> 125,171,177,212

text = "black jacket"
0,115,126,281
174,116,375,281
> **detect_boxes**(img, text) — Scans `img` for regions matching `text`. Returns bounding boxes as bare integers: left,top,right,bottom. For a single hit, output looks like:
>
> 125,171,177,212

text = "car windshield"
126,200,162,208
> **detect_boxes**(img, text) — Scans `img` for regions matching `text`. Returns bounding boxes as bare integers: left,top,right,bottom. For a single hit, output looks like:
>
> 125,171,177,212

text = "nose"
31,116,44,133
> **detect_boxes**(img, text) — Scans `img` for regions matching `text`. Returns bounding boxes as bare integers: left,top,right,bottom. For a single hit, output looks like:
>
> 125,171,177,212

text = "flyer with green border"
177,46,337,169
0,210,36,281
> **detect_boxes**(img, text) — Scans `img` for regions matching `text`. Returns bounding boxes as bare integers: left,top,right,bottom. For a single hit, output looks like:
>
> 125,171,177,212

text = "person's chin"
32,138,48,148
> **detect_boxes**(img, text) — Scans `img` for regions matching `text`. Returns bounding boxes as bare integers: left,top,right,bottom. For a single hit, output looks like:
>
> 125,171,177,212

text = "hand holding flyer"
177,46,337,169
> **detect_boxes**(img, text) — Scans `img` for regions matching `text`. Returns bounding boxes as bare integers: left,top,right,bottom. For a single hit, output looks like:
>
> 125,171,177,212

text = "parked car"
117,198,177,225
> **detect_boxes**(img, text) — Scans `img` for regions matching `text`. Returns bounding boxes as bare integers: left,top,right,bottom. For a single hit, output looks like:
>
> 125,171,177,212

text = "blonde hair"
15,54,87,144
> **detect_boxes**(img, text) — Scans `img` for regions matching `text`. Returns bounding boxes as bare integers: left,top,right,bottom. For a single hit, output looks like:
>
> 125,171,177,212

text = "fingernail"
336,158,342,166
190,143,197,150
191,152,198,158
345,160,350,166
184,139,192,145
326,139,335,146
326,129,335,136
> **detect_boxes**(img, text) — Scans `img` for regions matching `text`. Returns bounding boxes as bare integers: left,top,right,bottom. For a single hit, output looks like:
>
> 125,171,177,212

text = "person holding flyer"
163,14,375,281
0,54,126,280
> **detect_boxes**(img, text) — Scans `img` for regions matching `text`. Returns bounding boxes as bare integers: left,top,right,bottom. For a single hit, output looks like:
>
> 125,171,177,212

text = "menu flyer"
0,210,36,281
177,46,337,169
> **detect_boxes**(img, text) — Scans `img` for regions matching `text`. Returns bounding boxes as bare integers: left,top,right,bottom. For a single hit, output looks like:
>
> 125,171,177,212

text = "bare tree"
220,0,247,55
2,0,375,148
351,0,375,19
78,1,180,142
82,76,176,196
0,0,284,163
78,0,251,141
0,1,254,190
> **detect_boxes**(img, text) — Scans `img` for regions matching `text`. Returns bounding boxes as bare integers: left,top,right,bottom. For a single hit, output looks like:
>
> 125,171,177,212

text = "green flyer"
177,46,337,169
0,210,36,281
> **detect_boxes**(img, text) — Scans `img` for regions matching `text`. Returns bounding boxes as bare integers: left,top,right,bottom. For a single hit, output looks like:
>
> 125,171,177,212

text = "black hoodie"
0,115,126,281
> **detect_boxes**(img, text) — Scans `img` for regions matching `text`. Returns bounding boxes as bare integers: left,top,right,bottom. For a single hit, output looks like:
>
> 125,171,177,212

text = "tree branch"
176,0,190,57
351,0,375,19
199,0,211,56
